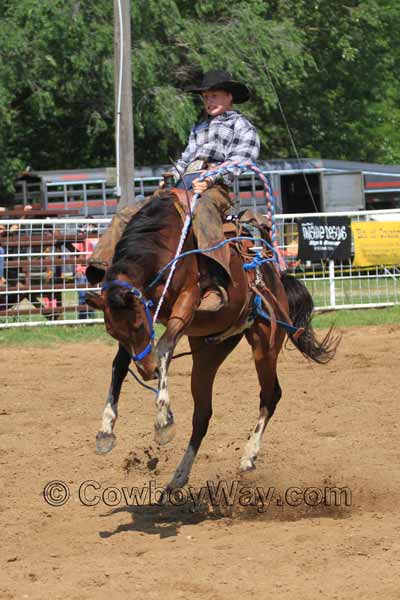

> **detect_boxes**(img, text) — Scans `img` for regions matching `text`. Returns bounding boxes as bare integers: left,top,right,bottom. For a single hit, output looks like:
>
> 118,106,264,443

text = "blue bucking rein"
101,280,155,363
252,294,300,337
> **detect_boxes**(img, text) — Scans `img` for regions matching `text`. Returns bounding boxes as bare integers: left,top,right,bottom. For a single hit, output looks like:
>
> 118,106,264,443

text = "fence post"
329,259,336,307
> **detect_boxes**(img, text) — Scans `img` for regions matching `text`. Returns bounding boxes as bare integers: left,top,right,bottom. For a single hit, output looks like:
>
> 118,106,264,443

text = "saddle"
170,188,194,216
170,187,272,232
169,187,298,344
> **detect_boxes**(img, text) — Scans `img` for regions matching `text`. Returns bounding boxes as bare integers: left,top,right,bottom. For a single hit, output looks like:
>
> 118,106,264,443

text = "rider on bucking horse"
86,69,261,312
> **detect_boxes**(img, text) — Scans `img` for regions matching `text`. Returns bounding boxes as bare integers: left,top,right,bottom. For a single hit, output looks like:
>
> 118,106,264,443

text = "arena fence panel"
276,208,400,310
0,210,399,328
0,218,109,328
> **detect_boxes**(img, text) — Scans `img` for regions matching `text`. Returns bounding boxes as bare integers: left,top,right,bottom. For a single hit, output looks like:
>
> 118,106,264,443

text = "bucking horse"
87,174,338,490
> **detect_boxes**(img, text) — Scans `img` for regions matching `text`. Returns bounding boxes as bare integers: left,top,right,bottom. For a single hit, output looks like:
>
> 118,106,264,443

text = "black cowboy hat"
185,69,250,104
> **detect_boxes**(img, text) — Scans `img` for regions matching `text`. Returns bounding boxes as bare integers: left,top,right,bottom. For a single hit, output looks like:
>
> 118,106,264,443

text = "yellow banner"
352,221,400,267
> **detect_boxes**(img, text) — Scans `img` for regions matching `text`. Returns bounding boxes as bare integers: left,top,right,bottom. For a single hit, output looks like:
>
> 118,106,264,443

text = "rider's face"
202,89,233,116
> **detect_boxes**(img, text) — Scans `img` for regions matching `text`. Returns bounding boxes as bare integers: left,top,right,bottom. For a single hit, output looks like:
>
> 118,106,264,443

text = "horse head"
86,277,158,381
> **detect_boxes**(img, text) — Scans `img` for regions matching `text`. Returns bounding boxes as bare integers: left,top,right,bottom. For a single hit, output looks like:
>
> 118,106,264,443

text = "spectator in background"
0,223,6,287
74,225,98,319
0,243,5,287
75,262,93,318
0,205,33,214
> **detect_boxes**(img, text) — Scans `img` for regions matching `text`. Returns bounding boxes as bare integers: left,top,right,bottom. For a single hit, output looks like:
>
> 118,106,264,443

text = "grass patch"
0,323,111,346
0,306,399,346
0,323,166,346
313,304,400,328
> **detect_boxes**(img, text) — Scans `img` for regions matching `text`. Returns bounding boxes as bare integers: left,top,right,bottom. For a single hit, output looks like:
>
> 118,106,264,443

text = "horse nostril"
137,363,145,374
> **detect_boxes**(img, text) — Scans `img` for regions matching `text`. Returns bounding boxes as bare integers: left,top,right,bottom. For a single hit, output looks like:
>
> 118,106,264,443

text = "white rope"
152,193,201,323
151,161,273,323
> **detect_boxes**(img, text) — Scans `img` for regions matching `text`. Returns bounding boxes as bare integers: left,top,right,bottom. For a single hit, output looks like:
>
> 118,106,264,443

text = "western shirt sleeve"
170,127,197,182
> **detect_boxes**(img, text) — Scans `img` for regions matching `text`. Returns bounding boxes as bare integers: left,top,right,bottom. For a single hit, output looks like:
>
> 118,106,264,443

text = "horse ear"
85,291,105,311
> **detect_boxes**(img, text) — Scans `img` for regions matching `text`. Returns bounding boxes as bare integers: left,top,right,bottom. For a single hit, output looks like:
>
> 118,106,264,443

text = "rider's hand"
192,177,212,195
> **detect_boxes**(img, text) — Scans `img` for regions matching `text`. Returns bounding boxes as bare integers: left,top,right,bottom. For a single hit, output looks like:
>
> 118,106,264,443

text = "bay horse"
87,191,337,490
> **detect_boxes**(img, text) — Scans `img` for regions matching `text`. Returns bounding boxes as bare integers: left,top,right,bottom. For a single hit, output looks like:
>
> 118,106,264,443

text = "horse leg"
96,344,130,454
240,323,284,472
167,334,242,489
154,287,200,445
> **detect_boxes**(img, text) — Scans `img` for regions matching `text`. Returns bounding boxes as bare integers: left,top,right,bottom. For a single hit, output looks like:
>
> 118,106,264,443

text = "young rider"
86,69,260,311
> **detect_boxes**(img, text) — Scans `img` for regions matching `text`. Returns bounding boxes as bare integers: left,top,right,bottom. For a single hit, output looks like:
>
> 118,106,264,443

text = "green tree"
0,0,309,197
274,0,400,162
1,0,400,199
0,1,114,196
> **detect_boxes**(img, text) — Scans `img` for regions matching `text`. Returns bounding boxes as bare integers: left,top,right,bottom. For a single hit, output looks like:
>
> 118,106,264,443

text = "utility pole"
114,0,135,209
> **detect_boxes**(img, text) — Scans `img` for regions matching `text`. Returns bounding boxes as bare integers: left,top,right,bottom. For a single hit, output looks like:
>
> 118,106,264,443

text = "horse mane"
105,192,180,285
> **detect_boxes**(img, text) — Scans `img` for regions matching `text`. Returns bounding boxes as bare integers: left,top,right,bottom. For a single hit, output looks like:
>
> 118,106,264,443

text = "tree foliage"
1,0,400,197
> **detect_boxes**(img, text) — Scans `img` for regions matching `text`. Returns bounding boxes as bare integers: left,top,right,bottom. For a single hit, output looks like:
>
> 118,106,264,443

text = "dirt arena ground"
1,323,400,599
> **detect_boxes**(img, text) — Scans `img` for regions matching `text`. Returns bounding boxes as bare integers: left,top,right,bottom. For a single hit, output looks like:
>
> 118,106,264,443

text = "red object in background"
73,238,98,275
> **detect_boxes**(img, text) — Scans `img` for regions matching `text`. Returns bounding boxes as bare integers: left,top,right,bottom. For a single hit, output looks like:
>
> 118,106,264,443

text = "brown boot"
197,285,228,312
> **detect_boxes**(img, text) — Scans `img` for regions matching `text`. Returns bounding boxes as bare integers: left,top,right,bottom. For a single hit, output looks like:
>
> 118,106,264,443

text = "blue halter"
101,280,155,363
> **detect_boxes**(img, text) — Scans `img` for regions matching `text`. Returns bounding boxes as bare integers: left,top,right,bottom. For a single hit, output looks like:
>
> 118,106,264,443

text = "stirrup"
197,285,228,312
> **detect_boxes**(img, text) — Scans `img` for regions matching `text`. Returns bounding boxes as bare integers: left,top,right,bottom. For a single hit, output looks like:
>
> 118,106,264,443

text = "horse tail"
281,272,339,364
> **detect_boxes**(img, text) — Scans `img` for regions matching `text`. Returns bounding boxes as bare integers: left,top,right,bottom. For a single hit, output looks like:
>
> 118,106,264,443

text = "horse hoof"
154,422,175,446
240,457,256,472
166,476,188,492
96,432,116,454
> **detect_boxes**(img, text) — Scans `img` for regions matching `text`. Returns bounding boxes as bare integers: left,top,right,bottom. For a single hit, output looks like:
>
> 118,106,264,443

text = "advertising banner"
297,217,351,261
352,221,400,267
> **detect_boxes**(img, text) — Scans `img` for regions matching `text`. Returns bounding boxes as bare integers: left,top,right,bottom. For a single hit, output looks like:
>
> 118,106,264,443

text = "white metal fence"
0,209,399,328
276,209,400,311
0,218,108,328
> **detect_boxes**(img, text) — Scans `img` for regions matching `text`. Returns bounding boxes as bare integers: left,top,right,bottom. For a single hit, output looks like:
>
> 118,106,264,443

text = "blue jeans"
76,274,88,305
176,172,201,191
76,273,95,319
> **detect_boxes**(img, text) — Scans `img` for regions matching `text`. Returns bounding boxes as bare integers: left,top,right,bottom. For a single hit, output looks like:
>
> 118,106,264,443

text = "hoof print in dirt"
123,452,142,476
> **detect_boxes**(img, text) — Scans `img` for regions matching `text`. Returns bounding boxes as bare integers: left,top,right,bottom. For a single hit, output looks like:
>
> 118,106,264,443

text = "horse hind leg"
240,324,283,472
240,378,282,471
96,344,130,454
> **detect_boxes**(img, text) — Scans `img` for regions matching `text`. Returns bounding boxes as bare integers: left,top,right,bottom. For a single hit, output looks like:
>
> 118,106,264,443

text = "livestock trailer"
12,159,400,216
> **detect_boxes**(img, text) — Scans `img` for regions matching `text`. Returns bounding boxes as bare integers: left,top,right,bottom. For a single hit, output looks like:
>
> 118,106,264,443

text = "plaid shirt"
172,110,260,186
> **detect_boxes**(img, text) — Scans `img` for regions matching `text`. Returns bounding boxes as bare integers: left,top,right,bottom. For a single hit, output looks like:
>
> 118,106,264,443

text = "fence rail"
0,209,399,328
276,208,400,311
